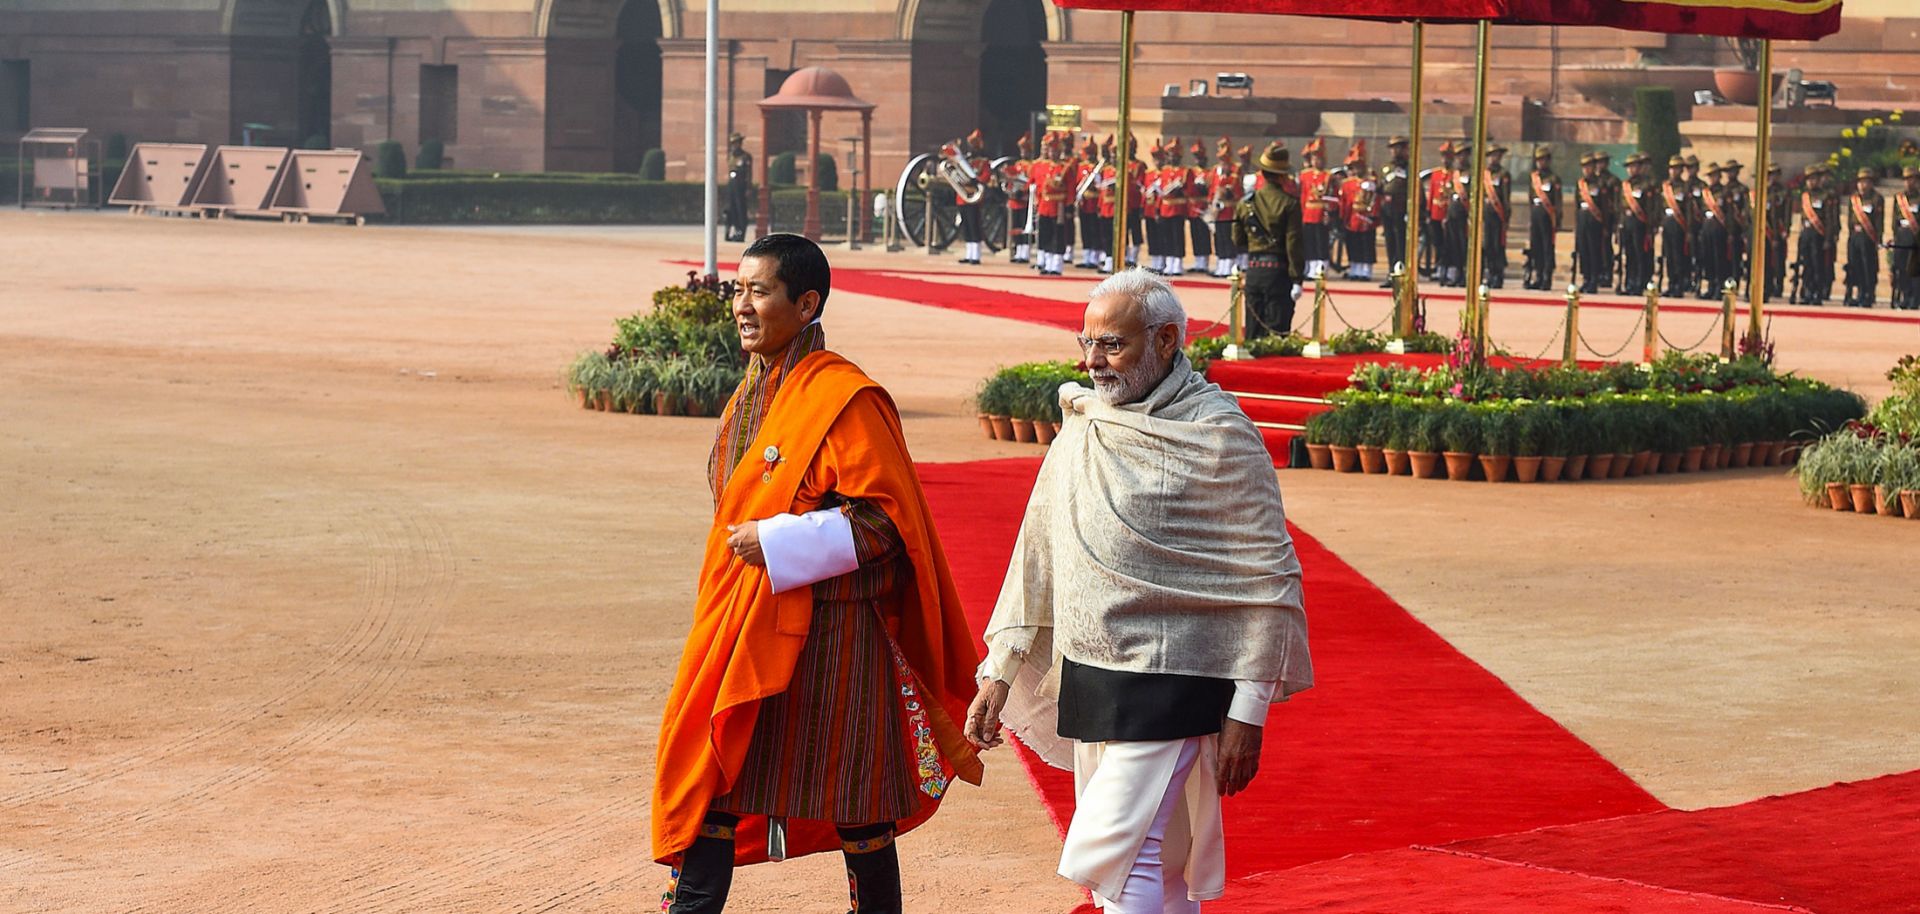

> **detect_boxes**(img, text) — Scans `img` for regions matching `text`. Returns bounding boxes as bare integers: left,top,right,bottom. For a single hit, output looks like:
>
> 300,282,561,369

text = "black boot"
664,814,739,914
839,823,901,914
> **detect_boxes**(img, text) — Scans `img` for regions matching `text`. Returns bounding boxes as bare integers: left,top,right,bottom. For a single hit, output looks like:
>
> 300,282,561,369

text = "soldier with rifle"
1094,135,1121,274
1206,137,1245,278
1724,160,1751,294
1419,142,1455,281
1157,138,1191,275
1125,136,1149,269
1073,137,1103,270
1524,145,1563,291
1594,151,1621,291
1793,163,1838,305
1844,166,1885,307
1380,136,1411,287
1764,163,1790,301
1299,138,1334,279
1574,153,1606,294
1325,158,1351,277
1892,166,1919,310
724,132,753,243
1184,140,1215,274
1338,142,1379,281
1004,134,1033,264
1660,155,1695,297
1481,143,1513,290
1682,154,1709,295
1696,162,1732,298
1233,143,1306,336
1619,152,1657,295
1442,142,1472,288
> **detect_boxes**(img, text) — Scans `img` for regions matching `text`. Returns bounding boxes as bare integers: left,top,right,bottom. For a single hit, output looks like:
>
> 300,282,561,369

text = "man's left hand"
1216,719,1263,797
725,521,764,566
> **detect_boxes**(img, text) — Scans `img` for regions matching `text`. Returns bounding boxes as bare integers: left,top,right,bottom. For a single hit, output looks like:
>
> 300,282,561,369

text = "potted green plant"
1872,443,1915,518
1355,399,1390,474
1793,433,1844,508
654,358,688,416
1407,403,1445,479
1382,400,1413,476
1884,443,1920,520
976,369,1019,441
1844,433,1883,514
1303,411,1335,470
1511,403,1548,483
1326,407,1362,472
1583,401,1617,480
1440,406,1480,481
1476,403,1515,483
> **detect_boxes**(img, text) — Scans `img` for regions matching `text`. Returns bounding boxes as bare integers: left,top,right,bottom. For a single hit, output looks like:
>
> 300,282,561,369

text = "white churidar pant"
1059,736,1225,913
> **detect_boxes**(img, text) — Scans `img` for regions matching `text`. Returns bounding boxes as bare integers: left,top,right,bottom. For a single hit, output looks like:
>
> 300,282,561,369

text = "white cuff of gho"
976,642,1022,684
1226,679,1279,727
758,509,859,594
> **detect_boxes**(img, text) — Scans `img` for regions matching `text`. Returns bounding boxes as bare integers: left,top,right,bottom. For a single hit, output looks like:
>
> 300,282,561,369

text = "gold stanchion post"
1643,281,1661,364
1308,272,1329,357
1721,278,1738,359
1564,284,1581,366
1462,20,1493,367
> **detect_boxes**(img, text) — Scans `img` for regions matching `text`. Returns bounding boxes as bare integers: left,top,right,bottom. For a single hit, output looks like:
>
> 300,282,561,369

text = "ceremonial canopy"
1050,0,1842,40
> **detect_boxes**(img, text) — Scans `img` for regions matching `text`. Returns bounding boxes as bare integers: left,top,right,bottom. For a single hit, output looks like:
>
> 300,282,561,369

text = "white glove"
1290,283,1303,302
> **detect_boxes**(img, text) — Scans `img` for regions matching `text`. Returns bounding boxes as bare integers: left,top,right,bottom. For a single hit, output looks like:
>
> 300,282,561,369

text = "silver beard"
1091,354,1170,405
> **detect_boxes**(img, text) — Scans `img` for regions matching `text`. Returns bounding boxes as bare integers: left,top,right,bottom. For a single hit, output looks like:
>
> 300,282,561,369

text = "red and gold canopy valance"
1048,0,1842,41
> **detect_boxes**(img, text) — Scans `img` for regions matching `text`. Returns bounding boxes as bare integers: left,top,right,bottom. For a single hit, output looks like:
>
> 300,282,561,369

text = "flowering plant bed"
564,273,745,417
1793,356,1920,518
1186,329,1454,371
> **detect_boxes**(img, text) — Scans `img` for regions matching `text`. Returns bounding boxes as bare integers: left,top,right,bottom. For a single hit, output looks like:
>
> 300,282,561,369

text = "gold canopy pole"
1400,20,1426,339
1746,38,1773,348
1463,19,1493,366
1112,10,1135,262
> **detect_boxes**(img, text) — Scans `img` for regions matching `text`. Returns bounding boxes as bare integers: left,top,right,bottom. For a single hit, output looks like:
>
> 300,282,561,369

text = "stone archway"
224,0,338,146
539,0,676,172
977,0,1047,157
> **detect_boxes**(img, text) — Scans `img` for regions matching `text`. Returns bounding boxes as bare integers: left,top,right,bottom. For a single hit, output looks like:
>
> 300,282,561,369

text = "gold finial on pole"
1564,283,1581,367
1643,281,1661,364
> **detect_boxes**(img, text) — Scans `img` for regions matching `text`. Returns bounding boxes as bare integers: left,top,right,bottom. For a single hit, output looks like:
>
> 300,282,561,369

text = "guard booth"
108,143,211,214
187,146,291,218
16,128,103,209
265,149,385,224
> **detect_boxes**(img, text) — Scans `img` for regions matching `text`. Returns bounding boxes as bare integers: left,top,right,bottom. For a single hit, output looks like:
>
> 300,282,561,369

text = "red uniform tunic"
1426,168,1452,222
1300,167,1332,226
1340,174,1379,233
1033,159,1065,219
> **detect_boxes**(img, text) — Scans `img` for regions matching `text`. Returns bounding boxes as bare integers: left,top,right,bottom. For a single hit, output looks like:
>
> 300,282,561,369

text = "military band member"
1300,138,1333,279
1076,138,1105,270
1844,167,1885,307
953,130,989,265
1423,142,1456,282
1893,166,1920,310
1006,134,1034,264
1162,138,1195,275
1234,144,1255,273
1126,137,1149,268
1764,163,1790,301
1207,137,1244,277
1660,155,1695,296
724,132,753,243
1033,132,1071,276
1379,136,1411,287
1794,164,1836,304
1095,136,1121,274
1593,151,1620,290
1338,141,1380,281
1442,142,1472,288
1696,162,1732,297
1525,145,1562,291
1233,143,1305,336
1619,152,1658,295
1481,143,1513,289
1723,160,1751,293
1141,141,1167,273
1185,140,1214,274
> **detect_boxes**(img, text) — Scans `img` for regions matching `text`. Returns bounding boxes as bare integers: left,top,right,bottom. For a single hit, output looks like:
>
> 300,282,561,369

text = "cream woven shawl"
986,354,1313,769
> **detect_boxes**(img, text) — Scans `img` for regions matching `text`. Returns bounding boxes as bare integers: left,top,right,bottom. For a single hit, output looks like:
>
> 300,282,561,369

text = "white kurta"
1062,736,1222,908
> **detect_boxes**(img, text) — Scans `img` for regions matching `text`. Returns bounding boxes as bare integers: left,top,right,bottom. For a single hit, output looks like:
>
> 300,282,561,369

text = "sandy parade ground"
4,209,1919,913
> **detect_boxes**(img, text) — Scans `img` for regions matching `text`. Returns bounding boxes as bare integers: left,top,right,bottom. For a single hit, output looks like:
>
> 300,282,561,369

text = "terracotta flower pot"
1565,453,1590,480
1682,445,1706,472
1587,453,1614,479
1849,483,1876,514
1012,418,1038,443
1712,68,1785,106
1384,448,1411,476
1781,442,1801,466
1875,485,1899,518
1541,455,1567,482
1718,443,1735,469
1732,442,1754,468
1478,454,1512,483
595,391,612,411
1307,443,1334,470
654,391,678,416
577,389,592,409
1659,452,1684,474
1443,451,1476,481
990,415,1015,441
1033,420,1057,445
1630,451,1654,476
1409,451,1441,479
1358,445,1387,474
1513,455,1543,483
1902,491,1920,520
1612,452,1634,478
978,414,996,440
1331,445,1360,473
1826,482,1852,511
1053,422,1063,436
1702,443,1723,470
1769,441,1789,466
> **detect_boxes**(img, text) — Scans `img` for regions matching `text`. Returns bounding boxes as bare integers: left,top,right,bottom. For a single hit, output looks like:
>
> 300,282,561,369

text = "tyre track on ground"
1,504,455,875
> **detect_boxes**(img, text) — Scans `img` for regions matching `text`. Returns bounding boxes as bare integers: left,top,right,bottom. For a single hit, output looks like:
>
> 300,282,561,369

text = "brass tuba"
936,141,986,204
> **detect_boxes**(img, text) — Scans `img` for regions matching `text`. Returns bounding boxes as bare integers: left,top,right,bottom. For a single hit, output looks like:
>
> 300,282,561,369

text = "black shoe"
841,825,902,914
664,818,737,914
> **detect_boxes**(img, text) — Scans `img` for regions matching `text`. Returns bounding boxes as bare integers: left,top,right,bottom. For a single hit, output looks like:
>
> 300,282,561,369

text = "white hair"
1090,268,1188,347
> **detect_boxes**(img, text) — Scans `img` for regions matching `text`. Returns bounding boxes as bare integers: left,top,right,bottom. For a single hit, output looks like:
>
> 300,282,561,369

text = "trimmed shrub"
416,139,446,171
641,148,666,181
769,151,797,186
814,153,838,192
375,140,408,179
1635,86,1681,169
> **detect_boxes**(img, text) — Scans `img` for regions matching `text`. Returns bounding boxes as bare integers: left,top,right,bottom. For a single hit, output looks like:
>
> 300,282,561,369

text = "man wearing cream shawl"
653,234,984,914
965,268,1312,914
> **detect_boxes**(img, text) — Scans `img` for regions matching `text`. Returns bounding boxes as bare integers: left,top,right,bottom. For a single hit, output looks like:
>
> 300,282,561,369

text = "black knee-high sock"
666,812,739,914
838,822,900,914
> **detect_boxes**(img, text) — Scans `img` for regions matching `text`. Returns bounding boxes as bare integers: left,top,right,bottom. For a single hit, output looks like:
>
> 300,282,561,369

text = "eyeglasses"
1076,323,1167,356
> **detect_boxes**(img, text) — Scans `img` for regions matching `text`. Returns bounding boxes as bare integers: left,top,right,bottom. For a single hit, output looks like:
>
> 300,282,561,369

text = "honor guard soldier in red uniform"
1422,141,1455,281
1524,145,1562,291
1005,134,1034,264
1141,140,1166,273
1481,143,1513,289
1184,140,1214,274
1033,132,1071,276
1207,137,1244,277
1125,135,1149,268
1892,167,1920,310
1075,137,1104,270
1443,142,1473,287
1299,138,1333,279
1338,141,1380,281
1619,153,1658,295
1094,136,1120,273
1845,167,1886,307
1233,143,1306,336
1156,137,1190,275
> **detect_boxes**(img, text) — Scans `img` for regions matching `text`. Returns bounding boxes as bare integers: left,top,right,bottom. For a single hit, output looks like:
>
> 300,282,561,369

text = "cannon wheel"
894,153,952,250
979,155,1015,254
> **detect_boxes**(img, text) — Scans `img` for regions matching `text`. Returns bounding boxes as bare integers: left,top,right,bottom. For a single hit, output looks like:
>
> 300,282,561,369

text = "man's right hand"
964,679,1011,750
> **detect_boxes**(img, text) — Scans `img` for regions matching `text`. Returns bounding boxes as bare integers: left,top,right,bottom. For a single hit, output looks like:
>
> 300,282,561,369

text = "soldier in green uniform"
725,132,753,243
1233,143,1305,336
1763,163,1790,301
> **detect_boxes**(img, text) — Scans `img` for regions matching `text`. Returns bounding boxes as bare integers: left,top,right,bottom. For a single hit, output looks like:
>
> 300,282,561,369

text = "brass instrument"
935,140,986,204
1204,164,1234,222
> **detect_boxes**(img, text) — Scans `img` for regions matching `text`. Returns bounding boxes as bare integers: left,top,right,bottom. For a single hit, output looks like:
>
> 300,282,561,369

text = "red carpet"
917,458,1663,882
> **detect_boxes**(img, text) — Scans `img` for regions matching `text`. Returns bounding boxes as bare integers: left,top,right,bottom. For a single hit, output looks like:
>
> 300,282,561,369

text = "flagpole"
1746,38,1772,348
1112,10,1135,263
1401,20,1426,339
703,0,719,275
1463,19,1492,365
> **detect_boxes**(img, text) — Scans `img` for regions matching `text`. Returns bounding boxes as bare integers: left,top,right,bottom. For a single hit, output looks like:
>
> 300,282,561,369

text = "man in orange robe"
653,233,985,913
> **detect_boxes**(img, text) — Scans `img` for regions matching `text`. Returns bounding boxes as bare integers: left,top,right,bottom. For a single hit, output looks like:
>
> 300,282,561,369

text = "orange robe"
651,351,984,865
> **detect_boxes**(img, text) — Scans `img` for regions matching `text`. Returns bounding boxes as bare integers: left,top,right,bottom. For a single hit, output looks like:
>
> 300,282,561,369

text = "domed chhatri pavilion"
756,66,874,241
0,0,1916,181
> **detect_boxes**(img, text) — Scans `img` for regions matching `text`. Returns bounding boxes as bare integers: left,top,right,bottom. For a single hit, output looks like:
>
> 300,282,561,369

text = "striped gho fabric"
708,320,825,504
